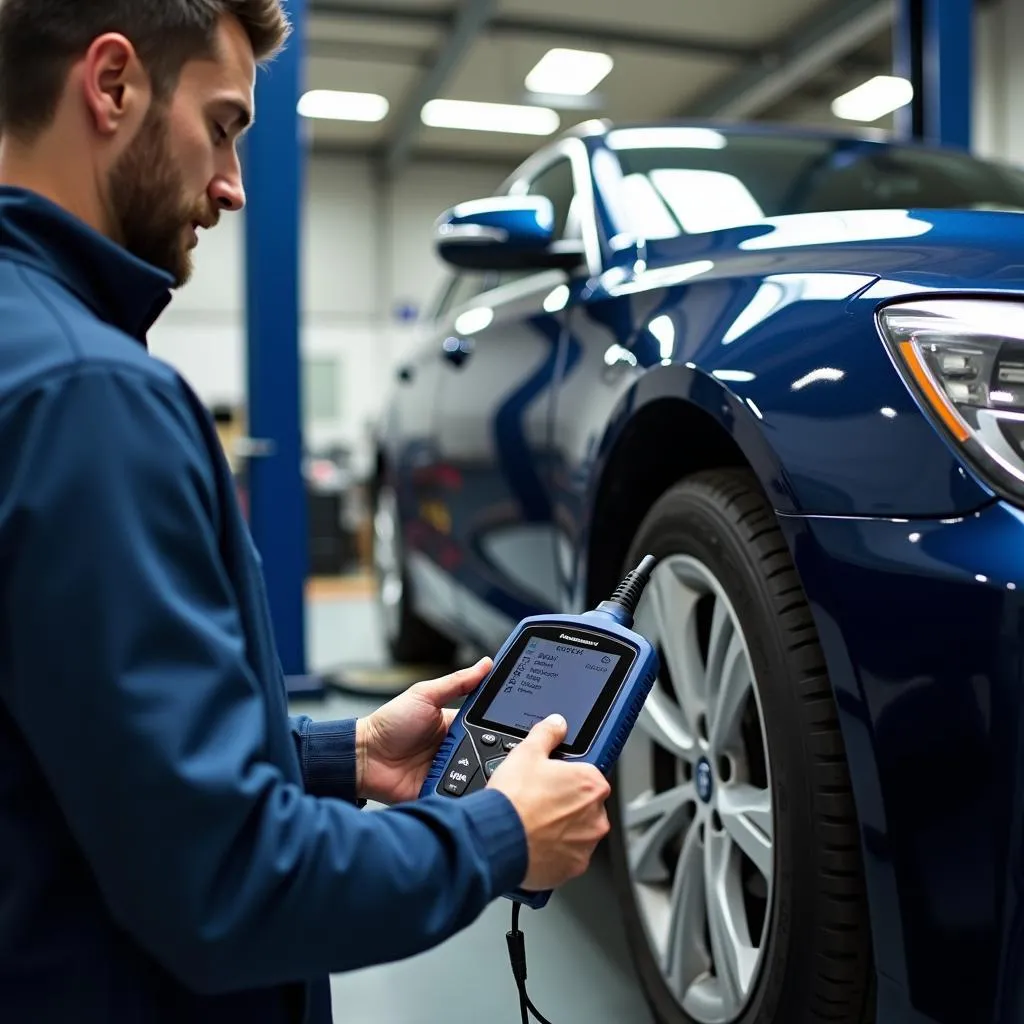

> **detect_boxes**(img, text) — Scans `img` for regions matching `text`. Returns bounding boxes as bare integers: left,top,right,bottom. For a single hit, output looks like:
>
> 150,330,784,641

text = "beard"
107,103,207,288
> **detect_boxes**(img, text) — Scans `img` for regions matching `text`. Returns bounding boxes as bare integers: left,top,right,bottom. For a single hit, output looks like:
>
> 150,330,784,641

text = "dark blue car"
371,121,1024,1024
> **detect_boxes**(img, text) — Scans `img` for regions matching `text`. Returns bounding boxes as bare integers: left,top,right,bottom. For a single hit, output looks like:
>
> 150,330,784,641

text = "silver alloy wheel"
373,485,403,644
618,555,774,1024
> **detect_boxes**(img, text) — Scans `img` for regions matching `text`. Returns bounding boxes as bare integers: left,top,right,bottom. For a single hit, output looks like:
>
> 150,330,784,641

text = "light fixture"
525,48,613,97
421,99,560,135
831,75,913,122
297,90,389,122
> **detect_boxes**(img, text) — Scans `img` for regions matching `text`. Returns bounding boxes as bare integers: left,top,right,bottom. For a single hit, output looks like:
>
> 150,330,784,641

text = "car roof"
556,116,976,157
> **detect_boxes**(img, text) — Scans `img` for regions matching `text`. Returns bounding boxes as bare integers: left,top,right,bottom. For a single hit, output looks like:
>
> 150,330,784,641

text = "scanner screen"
481,637,622,744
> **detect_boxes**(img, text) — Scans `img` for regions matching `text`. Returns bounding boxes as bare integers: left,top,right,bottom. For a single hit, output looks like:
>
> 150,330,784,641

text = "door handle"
442,335,474,368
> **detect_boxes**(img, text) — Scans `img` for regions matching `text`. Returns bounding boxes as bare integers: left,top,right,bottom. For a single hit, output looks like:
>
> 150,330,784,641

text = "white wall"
973,0,1024,165
147,153,512,469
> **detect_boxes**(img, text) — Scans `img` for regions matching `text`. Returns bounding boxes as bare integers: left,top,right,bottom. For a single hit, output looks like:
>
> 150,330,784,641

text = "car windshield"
604,126,1024,239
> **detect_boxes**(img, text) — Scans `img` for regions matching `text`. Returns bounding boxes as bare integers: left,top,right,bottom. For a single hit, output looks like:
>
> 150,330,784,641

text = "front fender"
683,275,996,518
588,359,797,515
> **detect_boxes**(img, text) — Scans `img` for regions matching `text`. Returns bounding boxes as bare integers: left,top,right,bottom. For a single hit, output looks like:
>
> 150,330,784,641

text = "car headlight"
878,297,1024,502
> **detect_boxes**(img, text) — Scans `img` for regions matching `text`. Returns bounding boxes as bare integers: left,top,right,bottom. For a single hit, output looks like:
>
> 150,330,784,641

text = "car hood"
641,207,1024,292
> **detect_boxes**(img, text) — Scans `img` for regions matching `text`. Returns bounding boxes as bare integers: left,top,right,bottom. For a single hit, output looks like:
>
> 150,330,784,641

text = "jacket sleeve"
289,715,364,804
0,364,527,994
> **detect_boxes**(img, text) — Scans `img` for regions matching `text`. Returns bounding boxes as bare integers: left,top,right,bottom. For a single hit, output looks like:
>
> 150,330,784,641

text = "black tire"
607,468,874,1024
372,482,456,667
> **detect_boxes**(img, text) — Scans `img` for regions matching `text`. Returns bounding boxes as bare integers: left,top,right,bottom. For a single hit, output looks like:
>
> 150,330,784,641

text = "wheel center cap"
695,758,714,803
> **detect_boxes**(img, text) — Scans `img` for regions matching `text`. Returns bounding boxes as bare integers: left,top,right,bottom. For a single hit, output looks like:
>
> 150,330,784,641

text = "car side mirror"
434,195,584,272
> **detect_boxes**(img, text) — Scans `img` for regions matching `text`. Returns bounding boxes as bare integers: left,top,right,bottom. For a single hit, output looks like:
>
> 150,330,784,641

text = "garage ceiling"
301,0,899,170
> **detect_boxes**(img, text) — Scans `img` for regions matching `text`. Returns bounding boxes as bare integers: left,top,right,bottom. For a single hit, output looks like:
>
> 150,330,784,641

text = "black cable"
507,902,556,1024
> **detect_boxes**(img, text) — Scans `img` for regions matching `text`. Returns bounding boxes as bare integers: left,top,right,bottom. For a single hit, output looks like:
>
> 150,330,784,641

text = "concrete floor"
296,585,655,1024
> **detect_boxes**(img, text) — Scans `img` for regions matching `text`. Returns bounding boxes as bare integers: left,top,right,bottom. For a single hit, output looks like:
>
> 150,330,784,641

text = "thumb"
522,714,567,754
417,657,492,706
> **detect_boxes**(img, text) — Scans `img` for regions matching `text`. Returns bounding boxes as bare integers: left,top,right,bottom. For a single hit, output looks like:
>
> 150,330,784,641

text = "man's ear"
79,33,151,136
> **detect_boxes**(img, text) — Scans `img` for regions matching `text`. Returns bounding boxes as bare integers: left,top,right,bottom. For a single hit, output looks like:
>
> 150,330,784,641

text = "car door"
382,272,490,639
430,147,594,652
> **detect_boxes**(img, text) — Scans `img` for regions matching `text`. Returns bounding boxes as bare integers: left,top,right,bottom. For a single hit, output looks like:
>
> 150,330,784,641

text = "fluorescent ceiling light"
608,127,727,150
422,99,560,135
525,48,613,97
298,90,389,122
831,75,913,122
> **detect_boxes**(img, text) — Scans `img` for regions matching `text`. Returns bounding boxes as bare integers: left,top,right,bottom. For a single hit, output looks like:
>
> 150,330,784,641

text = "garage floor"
298,579,655,1024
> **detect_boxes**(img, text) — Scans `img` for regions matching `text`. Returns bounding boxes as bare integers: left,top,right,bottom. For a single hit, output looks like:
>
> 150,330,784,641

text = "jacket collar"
0,185,174,343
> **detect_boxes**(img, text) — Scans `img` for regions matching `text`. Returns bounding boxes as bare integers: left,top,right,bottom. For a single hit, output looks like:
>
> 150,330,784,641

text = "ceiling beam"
379,0,499,177
306,37,430,65
309,2,759,60
684,0,894,119
312,138,518,172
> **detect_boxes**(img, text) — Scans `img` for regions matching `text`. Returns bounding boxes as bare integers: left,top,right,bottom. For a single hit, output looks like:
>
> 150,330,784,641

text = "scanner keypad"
439,730,523,798
442,737,480,796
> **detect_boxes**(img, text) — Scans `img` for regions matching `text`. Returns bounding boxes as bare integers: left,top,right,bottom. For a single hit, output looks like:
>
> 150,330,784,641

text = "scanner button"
443,764,477,797
484,756,507,778
501,739,519,752
480,733,498,747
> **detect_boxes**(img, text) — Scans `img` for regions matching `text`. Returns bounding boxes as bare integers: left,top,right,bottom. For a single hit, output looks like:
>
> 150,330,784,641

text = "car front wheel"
608,469,874,1024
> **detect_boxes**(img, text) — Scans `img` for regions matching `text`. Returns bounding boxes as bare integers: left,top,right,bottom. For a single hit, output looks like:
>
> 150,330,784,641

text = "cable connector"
506,927,527,984
595,554,657,628
508,904,555,1024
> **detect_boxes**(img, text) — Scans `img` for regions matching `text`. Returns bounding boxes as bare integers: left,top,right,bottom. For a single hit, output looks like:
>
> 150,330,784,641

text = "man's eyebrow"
231,102,253,132
216,99,253,133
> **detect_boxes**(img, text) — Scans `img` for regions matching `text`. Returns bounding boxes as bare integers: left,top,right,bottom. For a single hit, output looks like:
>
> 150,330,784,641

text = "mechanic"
0,1,612,1022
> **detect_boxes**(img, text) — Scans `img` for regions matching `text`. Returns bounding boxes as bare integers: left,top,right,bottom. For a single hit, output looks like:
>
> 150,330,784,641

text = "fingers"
416,657,492,707
521,714,568,754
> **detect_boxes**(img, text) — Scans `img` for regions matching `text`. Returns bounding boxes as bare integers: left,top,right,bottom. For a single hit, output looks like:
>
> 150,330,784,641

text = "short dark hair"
0,0,291,139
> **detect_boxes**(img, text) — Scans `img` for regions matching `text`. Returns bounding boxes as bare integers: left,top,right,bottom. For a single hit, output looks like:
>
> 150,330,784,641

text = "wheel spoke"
704,595,733,692
649,566,706,735
636,690,697,761
718,785,773,880
705,830,758,1014
663,820,710,1000
625,783,697,883
707,632,751,756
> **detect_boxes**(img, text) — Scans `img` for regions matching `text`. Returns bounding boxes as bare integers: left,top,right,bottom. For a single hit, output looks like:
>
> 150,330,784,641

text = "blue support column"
895,0,972,149
243,0,313,685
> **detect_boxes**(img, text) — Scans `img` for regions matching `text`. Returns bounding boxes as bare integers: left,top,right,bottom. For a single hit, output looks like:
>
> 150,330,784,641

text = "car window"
526,158,578,242
605,127,1024,239
434,271,492,319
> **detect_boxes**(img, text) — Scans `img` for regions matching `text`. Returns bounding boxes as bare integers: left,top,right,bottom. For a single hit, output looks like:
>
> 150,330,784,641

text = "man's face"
107,16,255,287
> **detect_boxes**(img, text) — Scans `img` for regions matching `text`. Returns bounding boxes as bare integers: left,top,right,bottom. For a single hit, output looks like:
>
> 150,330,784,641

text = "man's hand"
488,715,611,892
356,658,493,805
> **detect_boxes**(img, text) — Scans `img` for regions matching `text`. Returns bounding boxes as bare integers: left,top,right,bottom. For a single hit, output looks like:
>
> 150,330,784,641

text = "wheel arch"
583,364,795,608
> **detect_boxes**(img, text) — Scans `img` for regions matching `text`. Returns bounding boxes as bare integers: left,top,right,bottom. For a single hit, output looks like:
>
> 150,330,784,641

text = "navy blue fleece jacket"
0,186,527,1023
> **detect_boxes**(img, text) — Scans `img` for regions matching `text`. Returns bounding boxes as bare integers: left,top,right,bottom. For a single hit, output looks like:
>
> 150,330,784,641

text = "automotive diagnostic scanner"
419,555,660,909
419,557,660,1023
